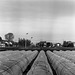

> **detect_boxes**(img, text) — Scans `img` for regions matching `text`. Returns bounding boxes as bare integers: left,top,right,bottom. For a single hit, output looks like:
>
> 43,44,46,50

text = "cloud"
0,0,75,21
0,0,75,42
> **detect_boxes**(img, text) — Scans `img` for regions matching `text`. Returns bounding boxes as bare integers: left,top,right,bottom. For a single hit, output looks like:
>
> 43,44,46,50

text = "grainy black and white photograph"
0,0,75,75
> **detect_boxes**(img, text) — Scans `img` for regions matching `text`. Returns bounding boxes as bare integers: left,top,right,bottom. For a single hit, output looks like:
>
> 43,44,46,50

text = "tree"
0,37,2,41
46,42,50,47
62,41,68,47
62,41,74,47
18,38,31,47
5,33,14,41
26,39,31,47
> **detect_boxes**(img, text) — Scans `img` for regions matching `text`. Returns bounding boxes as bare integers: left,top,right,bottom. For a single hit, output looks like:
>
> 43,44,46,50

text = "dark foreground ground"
0,47,75,51
0,48,75,75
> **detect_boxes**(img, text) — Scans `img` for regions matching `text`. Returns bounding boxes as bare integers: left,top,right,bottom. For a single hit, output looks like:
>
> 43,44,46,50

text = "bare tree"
5,33,14,41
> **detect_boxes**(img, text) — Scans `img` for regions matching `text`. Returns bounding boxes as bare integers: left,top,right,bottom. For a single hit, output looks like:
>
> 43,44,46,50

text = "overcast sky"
0,0,75,43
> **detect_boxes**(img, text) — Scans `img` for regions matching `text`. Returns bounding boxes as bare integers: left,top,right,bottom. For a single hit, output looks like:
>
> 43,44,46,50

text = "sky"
0,0,75,43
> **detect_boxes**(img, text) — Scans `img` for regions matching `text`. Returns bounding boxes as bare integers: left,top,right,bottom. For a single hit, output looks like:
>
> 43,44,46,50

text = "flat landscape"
0,0,75,75
0,49,75,75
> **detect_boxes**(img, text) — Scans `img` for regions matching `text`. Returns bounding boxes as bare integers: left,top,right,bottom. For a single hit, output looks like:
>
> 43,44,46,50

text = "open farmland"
0,50,75,75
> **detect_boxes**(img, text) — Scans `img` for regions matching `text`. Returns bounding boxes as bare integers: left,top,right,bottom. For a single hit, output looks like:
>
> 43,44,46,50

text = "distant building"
0,39,6,47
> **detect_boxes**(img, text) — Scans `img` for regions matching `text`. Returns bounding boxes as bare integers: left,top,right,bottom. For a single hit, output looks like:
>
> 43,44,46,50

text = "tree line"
0,33,32,47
